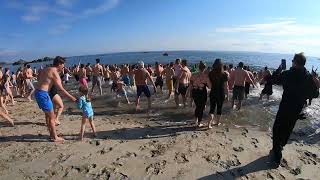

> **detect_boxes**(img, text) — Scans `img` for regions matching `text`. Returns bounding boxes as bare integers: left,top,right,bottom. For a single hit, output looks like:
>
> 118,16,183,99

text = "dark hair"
96,59,100,64
209,59,224,81
293,52,306,66
175,58,181,64
264,66,268,71
198,61,206,71
181,59,187,66
80,64,85,68
243,66,247,70
169,62,174,67
27,65,31,68
4,68,9,72
238,62,244,68
223,65,227,71
53,56,65,66
155,62,159,66
229,64,233,69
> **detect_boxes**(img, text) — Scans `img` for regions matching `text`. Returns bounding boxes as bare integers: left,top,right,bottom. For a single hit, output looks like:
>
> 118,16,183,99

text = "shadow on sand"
198,155,277,180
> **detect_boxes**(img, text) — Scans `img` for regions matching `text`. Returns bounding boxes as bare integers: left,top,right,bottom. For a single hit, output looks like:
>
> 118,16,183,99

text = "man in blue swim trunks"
134,61,156,112
35,56,77,142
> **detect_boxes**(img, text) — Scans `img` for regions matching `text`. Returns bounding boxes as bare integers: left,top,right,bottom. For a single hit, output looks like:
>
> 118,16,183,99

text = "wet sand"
0,83,319,179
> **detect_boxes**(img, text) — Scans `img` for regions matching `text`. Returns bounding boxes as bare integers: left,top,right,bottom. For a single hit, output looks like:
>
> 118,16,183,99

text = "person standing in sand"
175,59,191,108
25,65,35,101
91,59,104,95
269,53,320,167
154,62,164,93
189,61,211,127
35,56,77,142
163,62,175,98
229,62,255,110
79,64,88,88
173,58,182,87
77,86,96,141
134,61,156,112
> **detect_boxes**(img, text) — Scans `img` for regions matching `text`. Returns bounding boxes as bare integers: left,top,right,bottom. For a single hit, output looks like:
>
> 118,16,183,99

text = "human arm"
147,71,157,93
52,70,77,102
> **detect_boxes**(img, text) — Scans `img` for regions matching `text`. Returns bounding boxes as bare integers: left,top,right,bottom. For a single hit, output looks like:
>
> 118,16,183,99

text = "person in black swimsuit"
208,59,229,127
49,85,64,126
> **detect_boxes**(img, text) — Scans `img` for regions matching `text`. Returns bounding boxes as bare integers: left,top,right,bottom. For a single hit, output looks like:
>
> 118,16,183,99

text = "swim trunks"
155,76,164,88
136,85,151,98
175,83,189,96
93,75,103,86
233,86,245,101
35,89,54,112
49,85,58,99
26,79,35,90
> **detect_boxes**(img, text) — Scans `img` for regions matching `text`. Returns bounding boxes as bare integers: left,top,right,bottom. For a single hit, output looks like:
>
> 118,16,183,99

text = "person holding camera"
269,53,320,167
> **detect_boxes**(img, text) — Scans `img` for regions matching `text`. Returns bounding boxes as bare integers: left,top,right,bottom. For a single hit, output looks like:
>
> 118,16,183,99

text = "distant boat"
142,52,149,53
163,52,169,56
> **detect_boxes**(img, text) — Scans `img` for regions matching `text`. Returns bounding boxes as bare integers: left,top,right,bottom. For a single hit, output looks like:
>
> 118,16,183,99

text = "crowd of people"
1,53,319,167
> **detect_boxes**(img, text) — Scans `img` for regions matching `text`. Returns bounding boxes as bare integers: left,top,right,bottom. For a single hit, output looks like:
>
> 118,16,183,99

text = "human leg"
79,117,87,141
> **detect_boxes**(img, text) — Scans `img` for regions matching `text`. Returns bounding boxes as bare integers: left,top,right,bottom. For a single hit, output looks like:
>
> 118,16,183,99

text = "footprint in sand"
250,138,259,148
99,146,113,155
146,160,167,175
297,150,319,165
241,128,248,137
204,153,221,164
219,154,241,169
233,146,244,152
174,152,189,164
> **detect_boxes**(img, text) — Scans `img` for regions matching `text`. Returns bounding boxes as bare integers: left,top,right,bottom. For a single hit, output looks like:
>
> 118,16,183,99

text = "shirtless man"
35,56,76,142
134,61,156,111
229,62,255,110
110,66,120,92
175,59,191,108
78,64,88,88
91,59,104,95
173,58,182,87
154,62,164,93
162,62,175,98
25,65,35,101
244,66,255,99
86,63,92,82
103,65,111,82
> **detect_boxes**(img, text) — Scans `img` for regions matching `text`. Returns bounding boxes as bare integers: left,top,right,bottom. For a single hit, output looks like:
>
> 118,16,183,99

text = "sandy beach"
0,82,319,180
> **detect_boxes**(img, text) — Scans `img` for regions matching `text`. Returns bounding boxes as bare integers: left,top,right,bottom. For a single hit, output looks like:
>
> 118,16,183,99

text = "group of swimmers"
1,53,320,170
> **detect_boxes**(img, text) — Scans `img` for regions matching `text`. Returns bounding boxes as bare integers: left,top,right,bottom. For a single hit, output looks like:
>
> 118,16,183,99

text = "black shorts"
137,85,151,98
245,82,250,94
175,83,189,96
233,86,245,101
155,76,164,87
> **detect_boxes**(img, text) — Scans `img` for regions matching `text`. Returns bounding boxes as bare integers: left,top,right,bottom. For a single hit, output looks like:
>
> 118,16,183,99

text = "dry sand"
0,85,319,180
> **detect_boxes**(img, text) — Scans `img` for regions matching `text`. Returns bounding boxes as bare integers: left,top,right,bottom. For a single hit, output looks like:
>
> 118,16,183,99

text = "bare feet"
55,121,61,126
52,136,65,143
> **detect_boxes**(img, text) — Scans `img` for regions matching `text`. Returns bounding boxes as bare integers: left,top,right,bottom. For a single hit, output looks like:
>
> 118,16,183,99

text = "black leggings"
210,93,224,115
192,89,207,123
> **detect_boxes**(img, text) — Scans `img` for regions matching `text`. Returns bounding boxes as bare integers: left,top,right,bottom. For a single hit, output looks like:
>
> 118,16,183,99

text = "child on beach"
77,86,96,141
116,78,131,106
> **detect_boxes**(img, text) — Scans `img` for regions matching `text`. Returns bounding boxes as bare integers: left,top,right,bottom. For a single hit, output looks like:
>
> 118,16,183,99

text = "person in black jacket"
269,53,320,167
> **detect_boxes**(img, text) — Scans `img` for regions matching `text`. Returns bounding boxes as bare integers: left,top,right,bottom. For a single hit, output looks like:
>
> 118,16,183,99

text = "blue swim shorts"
35,89,54,112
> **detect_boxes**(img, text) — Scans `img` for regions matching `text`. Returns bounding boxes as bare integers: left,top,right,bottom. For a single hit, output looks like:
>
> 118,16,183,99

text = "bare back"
92,64,103,76
231,68,251,87
179,67,191,84
134,68,149,86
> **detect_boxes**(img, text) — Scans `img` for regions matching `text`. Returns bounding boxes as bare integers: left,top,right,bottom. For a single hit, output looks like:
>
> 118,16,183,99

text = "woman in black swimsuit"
49,85,64,125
